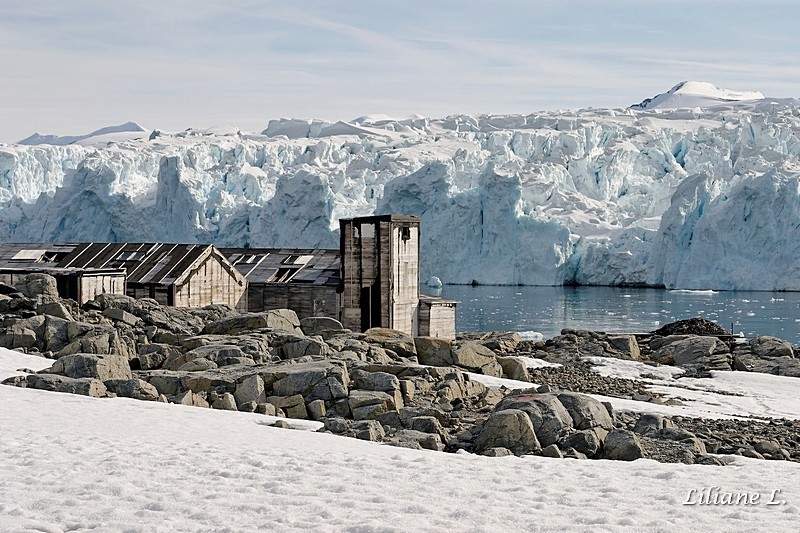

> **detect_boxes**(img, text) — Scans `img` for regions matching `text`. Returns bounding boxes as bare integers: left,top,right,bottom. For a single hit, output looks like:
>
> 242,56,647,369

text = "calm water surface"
438,285,800,343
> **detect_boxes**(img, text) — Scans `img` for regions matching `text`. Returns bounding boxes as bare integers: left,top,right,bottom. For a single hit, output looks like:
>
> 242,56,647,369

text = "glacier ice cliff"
3,95,800,290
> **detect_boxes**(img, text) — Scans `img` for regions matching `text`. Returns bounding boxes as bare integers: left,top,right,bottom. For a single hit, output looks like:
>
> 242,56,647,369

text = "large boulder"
556,392,614,432
14,273,59,304
364,328,417,358
414,337,453,366
496,356,530,381
474,409,541,456
749,336,794,359
652,336,731,370
234,374,266,407
300,317,344,336
202,309,301,335
104,378,160,401
26,374,108,397
606,335,640,360
348,390,397,420
46,353,132,381
351,369,403,409
0,315,45,350
41,315,71,352
55,323,134,361
265,360,349,401
387,429,444,451
495,393,573,447
279,338,331,359
450,342,503,377
37,301,76,322
603,429,647,461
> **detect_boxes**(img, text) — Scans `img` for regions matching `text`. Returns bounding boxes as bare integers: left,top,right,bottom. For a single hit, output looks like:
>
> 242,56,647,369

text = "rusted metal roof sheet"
220,247,340,287
0,243,78,270
57,242,213,286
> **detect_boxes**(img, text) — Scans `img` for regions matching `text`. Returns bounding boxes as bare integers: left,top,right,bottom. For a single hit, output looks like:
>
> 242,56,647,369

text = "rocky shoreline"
2,273,800,465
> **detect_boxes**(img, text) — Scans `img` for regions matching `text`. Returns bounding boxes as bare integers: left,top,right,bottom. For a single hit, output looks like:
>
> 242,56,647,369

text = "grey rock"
410,416,445,439
352,370,401,393
557,392,614,431
177,358,218,372
41,315,71,353
324,417,350,434
15,273,59,303
104,378,159,401
655,336,731,369
474,409,541,456
364,328,417,358
234,374,266,407
741,449,764,460
354,420,385,441
202,309,301,335
541,444,563,458
255,402,277,416
211,392,238,411
749,336,794,358
266,394,307,419
495,392,573,447
451,341,503,377
414,337,453,366
481,447,514,457
606,335,641,360
307,399,326,420
26,374,107,397
145,371,189,396
477,332,522,353
754,439,783,456
633,414,674,435
300,317,344,336
387,429,443,451
47,353,132,381
37,301,75,322
496,356,530,382
103,308,139,326
603,429,646,461
279,338,331,359
562,429,603,457
171,390,210,408
656,427,697,442
267,360,349,401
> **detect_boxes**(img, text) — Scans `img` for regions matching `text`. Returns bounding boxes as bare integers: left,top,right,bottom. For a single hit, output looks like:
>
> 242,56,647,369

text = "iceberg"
3,82,800,290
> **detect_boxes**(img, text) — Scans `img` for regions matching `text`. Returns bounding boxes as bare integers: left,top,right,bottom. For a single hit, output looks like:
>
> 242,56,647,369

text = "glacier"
3,83,800,290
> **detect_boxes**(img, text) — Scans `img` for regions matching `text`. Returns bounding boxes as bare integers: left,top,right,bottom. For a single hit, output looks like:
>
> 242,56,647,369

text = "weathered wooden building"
58,243,247,310
0,214,457,338
222,248,340,319
339,214,456,338
0,243,126,304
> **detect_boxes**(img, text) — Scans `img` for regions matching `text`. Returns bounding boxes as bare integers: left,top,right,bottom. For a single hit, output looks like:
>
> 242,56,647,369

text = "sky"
1,0,799,143
3,349,800,531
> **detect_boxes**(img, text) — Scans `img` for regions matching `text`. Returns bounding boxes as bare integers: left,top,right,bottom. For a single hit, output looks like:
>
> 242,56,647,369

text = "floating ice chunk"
427,276,443,288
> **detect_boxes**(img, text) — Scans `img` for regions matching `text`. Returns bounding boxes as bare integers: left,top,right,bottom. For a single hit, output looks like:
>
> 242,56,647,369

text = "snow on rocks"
2,279,800,467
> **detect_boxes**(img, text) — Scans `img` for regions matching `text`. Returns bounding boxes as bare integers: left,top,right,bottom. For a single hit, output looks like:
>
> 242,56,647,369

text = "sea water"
438,285,800,343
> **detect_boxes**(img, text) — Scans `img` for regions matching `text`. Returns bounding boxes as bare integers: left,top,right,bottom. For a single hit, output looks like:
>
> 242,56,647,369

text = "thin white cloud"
0,1,798,142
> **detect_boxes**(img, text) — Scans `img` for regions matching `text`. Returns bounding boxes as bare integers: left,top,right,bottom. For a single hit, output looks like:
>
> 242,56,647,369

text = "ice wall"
3,98,800,290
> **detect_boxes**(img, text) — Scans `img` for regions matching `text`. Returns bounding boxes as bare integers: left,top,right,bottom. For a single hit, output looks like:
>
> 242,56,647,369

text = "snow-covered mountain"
630,81,765,110
16,121,147,147
2,83,800,290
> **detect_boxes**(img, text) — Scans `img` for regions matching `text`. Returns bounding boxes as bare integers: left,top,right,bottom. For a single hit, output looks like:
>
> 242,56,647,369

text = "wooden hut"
0,243,126,304
221,248,340,319
57,243,247,310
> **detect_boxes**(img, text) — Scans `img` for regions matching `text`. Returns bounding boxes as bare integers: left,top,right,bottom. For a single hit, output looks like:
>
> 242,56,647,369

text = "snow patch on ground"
2,347,800,531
